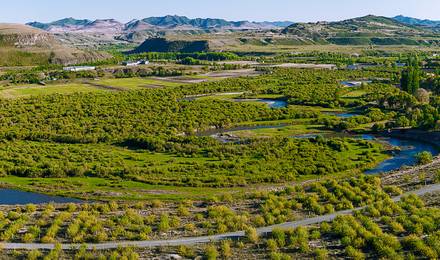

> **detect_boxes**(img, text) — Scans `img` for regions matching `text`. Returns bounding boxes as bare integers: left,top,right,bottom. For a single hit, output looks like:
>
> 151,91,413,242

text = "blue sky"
3,0,440,23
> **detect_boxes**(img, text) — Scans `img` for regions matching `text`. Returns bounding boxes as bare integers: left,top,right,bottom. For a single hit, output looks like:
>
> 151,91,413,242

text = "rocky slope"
0,23,110,65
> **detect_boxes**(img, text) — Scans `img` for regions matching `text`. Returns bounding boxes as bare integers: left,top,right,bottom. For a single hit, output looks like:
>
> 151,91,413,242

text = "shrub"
158,214,170,232
25,204,37,213
415,151,433,165
269,252,292,260
27,250,42,260
220,240,233,258
245,227,259,243
272,228,286,247
267,239,279,252
205,244,218,260
314,248,329,260
178,245,195,258
345,246,365,260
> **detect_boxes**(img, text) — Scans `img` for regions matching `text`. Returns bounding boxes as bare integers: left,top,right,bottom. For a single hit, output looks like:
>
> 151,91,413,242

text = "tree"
401,56,421,95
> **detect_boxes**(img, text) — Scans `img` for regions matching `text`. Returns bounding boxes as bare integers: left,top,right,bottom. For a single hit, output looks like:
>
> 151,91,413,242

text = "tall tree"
401,56,421,95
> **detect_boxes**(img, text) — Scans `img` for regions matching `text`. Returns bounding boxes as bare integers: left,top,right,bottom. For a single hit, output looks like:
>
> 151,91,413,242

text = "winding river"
201,124,439,175
199,99,440,174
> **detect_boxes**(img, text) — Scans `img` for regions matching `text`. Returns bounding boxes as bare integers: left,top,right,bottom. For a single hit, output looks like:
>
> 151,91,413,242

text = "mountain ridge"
282,15,439,45
27,15,294,34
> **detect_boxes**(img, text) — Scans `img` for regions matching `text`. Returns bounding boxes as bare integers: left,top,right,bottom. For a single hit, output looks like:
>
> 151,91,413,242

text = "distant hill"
282,15,440,45
28,18,92,31
393,15,440,29
27,15,293,34
0,23,109,66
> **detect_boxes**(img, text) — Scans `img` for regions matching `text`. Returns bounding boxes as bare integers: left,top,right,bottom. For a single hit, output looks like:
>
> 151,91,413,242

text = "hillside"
282,15,440,45
130,38,210,53
0,23,110,66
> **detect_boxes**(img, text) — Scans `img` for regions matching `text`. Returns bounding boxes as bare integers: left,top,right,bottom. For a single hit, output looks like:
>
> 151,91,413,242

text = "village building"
63,66,96,72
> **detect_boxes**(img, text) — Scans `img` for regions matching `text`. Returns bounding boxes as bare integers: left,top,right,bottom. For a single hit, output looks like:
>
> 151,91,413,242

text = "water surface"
0,189,82,205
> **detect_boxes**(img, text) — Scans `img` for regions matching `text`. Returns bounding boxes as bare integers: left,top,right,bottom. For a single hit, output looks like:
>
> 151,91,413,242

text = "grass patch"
0,83,101,98
94,77,185,89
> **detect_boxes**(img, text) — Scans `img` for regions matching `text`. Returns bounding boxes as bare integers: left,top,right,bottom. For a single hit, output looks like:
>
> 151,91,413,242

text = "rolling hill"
282,15,440,45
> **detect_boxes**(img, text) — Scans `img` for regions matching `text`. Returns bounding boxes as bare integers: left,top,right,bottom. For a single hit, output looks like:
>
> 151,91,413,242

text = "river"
199,99,440,174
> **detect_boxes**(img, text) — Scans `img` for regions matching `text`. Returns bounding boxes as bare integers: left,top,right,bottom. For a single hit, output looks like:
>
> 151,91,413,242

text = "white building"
122,60,150,67
63,66,96,72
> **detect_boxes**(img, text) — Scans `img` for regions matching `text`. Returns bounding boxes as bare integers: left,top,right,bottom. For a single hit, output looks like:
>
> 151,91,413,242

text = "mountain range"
27,15,294,34
24,15,440,48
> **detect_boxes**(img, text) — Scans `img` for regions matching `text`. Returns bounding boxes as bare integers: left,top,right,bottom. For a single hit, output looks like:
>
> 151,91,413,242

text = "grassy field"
0,77,187,99
0,83,101,98
230,120,326,138
94,77,186,90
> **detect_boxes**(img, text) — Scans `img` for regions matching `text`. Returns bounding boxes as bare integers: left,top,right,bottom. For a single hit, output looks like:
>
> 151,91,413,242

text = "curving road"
2,183,440,250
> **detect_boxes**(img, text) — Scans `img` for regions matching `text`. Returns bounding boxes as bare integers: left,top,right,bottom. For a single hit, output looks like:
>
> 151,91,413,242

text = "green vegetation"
0,68,407,191
0,66,438,197
401,56,421,95
2,14,440,260
0,175,404,245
